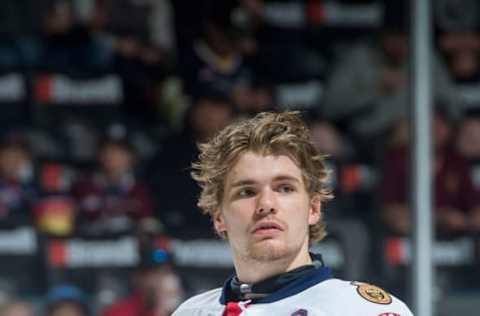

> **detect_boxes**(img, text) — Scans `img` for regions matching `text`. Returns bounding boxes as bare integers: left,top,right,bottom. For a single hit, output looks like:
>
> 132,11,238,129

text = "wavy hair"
191,111,333,244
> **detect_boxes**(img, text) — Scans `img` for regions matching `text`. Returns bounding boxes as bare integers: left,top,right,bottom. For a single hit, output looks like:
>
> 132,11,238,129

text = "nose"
255,187,277,215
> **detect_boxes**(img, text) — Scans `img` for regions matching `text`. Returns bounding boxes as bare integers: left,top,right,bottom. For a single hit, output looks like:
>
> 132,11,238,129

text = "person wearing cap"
44,284,90,316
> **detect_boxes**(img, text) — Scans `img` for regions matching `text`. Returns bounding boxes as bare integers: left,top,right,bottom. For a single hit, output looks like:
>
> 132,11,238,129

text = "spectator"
178,1,252,101
307,115,371,280
0,300,34,316
380,108,480,236
322,0,460,161
102,248,184,316
434,0,480,113
71,127,154,235
310,119,351,162
44,284,90,316
33,0,108,72
457,116,480,160
439,29,480,113
0,132,38,227
244,0,326,82
440,30,480,82
148,90,236,237
233,78,276,118
456,116,480,231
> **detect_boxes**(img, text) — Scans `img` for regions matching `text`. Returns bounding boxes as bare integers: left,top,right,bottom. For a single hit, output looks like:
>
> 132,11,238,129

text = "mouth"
252,221,284,235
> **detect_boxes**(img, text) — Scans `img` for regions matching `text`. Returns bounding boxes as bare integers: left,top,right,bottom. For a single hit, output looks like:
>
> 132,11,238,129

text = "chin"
247,239,292,262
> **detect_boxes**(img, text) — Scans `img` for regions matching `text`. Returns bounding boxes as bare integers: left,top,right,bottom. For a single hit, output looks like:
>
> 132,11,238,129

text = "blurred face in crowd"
457,118,480,159
215,152,320,277
205,23,237,57
99,143,134,180
0,145,31,181
48,302,86,316
440,31,480,80
191,99,234,141
1,302,34,316
390,112,452,150
137,266,184,314
233,85,273,114
310,122,344,159
382,31,409,65
44,1,74,34
433,112,451,150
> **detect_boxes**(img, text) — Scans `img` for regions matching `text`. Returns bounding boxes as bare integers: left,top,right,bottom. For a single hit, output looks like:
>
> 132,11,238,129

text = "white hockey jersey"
172,267,413,316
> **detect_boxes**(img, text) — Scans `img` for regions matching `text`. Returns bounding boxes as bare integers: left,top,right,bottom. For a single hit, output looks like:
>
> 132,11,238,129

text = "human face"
49,302,85,316
2,303,33,316
99,144,134,179
215,152,321,264
0,146,30,180
192,100,233,140
139,267,184,314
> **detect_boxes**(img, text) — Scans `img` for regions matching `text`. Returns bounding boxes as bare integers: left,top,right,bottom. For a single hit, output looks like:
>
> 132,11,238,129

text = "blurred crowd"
0,0,480,314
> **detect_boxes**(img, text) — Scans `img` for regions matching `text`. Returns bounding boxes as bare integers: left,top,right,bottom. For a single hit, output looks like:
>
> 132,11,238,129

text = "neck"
233,243,312,284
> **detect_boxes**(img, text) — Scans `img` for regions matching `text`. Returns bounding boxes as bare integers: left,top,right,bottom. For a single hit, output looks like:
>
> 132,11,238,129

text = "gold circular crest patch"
352,281,392,305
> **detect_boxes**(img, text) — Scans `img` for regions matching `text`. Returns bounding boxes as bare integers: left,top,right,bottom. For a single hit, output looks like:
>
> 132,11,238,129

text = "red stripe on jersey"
223,302,243,316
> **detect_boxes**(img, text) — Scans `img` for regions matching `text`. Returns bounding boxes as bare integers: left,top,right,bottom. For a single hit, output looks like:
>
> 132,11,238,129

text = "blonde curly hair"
191,111,333,244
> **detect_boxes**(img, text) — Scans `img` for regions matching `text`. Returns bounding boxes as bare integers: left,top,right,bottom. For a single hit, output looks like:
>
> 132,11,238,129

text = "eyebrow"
229,179,256,189
229,175,301,189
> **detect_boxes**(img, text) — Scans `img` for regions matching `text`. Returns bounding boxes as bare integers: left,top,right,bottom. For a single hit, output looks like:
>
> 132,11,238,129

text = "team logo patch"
290,309,308,316
351,281,392,305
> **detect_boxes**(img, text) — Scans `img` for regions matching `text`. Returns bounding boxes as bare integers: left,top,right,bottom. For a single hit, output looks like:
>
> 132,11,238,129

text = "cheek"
224,211,243,231
287,198,317,228
223,201,254,229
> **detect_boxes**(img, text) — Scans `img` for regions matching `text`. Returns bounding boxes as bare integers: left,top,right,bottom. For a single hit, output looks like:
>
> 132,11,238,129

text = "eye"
277,184,295,194
236,187,256,198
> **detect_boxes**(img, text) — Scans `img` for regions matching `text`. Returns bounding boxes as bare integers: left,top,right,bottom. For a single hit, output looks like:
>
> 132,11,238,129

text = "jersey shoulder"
172,287,223,315
320,279,413,315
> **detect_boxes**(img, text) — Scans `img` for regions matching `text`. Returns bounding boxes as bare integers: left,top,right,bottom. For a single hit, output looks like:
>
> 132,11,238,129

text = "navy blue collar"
220,255,332,304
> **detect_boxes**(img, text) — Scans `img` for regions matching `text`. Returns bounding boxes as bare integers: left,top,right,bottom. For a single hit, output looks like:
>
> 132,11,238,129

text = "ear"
308,196,321,225
213,209,227,236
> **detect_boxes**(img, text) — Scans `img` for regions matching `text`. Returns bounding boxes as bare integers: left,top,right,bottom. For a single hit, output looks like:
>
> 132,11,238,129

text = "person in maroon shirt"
72,133,153,235
102,254,184,316
380,109,480,236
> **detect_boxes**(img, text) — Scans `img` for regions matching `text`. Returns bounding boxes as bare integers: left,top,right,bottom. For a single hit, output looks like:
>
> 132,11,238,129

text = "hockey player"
172,111,413,315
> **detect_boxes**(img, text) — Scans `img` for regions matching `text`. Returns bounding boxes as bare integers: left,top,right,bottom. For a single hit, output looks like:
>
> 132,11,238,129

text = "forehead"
225,151,303,185
101,143,132,154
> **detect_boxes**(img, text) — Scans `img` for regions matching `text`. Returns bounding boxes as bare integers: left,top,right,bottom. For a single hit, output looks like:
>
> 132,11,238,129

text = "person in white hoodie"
173,111,413,316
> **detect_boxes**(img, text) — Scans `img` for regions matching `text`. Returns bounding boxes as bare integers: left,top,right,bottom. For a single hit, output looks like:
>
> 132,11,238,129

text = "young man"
172,112,413,315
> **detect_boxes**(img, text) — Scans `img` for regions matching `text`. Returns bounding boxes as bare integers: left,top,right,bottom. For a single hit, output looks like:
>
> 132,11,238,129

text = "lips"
252,221,284,234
